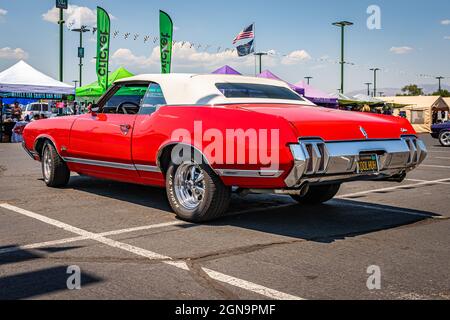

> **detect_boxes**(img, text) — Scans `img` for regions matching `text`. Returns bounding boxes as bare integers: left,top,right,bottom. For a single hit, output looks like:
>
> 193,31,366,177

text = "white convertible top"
114,73,315,106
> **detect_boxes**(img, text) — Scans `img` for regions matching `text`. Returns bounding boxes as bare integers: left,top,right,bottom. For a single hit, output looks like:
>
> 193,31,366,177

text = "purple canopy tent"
294,81,338,108
212,65,242,75
257,70,305,96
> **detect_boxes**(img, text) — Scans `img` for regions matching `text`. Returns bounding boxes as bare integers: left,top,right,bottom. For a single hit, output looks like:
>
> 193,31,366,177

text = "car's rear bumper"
284,135,427,188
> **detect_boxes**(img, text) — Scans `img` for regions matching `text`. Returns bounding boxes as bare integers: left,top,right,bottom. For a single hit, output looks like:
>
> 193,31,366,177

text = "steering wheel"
117,102,140,115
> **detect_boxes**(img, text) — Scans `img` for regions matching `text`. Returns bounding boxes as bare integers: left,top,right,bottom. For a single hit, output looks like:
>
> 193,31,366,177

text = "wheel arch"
34,135,59,158
156,142,212,176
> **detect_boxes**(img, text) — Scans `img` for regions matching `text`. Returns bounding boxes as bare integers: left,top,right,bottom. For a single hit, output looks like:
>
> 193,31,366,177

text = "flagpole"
253,22,257,76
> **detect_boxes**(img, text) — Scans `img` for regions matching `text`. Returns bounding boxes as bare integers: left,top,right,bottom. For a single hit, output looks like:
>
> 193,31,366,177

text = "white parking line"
420,164,450,169
337,178,450,199
202,268,304,300
0,203,304,300
0,220,188,255
406,178,450,185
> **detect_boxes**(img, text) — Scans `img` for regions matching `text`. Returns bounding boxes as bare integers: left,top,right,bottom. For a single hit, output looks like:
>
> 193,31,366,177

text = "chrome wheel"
173,162,205,210
43,146,52,182
440,132,450,146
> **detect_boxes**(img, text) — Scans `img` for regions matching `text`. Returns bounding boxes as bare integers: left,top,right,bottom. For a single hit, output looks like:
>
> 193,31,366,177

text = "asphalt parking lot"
0,134,449,300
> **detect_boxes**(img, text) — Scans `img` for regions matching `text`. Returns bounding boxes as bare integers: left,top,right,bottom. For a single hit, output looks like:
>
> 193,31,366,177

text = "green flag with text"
96,7,111,91
159,10,173,74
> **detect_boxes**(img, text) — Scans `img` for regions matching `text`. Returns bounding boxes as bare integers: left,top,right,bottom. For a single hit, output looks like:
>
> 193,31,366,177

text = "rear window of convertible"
215,83,304,101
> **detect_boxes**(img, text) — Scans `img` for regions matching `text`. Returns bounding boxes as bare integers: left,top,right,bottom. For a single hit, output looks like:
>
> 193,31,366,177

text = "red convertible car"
23,74,427,222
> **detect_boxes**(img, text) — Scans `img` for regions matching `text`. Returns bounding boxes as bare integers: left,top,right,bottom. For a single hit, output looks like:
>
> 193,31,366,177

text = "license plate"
357,154,379,173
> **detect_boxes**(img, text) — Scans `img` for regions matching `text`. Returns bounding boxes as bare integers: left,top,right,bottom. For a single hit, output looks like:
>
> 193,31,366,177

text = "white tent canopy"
0,60,74,95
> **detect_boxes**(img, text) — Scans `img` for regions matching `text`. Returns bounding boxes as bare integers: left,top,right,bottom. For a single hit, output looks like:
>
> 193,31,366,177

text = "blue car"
431,122,450,146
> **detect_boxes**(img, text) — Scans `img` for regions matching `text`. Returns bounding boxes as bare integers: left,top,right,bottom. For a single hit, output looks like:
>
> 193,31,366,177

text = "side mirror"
90,104,99,116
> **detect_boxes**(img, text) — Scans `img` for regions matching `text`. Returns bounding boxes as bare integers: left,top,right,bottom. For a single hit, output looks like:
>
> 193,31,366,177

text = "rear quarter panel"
132,105,299,188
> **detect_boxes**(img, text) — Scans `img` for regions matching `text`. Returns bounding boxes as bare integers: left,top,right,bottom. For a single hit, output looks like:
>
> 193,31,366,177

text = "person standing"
11,102,22,120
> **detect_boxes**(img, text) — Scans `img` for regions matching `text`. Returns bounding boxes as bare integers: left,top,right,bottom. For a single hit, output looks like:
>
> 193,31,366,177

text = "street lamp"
304,76,313,85
254,52,268,75
332,21,353,94
370,68,380,97
436,76,445,93
71,25,90,86
72,80,79,89
364,82,372,96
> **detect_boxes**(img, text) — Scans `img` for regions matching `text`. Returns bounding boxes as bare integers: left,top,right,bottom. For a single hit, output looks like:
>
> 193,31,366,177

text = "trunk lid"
225,104,411,141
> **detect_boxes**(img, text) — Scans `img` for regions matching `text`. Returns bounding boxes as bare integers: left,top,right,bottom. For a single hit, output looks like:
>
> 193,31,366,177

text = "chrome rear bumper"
285,136,427,187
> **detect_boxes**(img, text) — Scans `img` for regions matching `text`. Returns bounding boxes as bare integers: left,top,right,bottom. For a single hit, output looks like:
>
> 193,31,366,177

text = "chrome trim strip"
22,142,38,160
135,164,162,173
63,157,136,171
216,169,284,178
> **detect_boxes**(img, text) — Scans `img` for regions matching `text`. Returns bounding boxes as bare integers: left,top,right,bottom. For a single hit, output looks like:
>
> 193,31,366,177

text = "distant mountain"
347,84,450,97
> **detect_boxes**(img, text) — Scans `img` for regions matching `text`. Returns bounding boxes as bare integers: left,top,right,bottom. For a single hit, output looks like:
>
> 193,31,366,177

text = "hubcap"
174,162,205,210
43,147,52,181
441,132,450,146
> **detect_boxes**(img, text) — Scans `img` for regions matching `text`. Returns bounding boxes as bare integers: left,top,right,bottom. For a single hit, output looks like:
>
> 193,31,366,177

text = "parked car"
431,122,450,146
23,103,52,119
22,74,427,222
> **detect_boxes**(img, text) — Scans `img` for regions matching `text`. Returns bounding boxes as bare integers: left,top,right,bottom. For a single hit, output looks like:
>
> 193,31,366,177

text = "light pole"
56,0,68,82
254,52,268,75
305,76,313,85
332,21,353,94
436,76,444,93
72,80,79,89
71,26,90,86
364,82,372,96
370,68,380,97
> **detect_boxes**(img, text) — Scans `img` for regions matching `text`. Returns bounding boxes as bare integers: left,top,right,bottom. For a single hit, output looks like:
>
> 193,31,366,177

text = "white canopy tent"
0,60,74,95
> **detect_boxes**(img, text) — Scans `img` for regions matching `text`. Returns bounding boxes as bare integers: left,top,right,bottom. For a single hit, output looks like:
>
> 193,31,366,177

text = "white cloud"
281,50,312,65
389,46,413,54
441,19,450,25
0,47,28,60
42,5,114,29
111,45,311,73
445,36,450,40
0,8,7,16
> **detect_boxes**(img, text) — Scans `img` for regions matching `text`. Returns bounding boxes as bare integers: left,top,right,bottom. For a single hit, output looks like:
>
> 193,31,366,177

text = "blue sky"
0,0,449,94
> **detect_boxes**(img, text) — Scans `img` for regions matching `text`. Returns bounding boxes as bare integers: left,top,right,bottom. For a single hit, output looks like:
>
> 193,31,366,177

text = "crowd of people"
0,100,97,143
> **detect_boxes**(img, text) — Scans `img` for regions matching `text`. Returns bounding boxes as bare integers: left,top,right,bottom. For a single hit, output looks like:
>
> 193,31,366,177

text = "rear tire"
41,141,70,188
166,158,231,223
290,183,340,205
439,131,450,147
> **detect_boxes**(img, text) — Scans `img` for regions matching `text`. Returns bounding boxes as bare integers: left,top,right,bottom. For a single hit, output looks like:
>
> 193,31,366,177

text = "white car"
23,103,53,119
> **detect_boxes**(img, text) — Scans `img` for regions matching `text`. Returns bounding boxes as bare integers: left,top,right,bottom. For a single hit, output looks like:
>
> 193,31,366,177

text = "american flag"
232,24,254,44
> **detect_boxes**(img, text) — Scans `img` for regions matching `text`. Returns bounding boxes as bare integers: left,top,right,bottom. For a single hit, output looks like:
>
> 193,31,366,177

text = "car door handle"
120,124,132,135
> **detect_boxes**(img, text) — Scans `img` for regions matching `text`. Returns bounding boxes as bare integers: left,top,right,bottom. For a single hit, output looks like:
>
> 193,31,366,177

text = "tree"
397,84,424,96
432,89,450,97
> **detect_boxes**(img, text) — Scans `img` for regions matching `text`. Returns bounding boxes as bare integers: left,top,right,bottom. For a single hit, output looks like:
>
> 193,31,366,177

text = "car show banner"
159,10,173,74
96,7,111,91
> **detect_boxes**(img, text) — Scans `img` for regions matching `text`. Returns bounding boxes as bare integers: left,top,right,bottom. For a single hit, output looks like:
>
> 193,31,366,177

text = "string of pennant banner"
72,21,444,81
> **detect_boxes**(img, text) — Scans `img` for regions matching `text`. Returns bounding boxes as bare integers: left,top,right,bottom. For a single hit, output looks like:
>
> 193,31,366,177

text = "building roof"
443,97,450,108
380,96,449,111
115,73,315,106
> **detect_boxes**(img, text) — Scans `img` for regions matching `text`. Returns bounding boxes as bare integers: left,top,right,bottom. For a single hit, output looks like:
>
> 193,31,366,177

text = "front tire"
439,131,450,147
166,160,231,222
41,142,70,188
290,183,340,205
